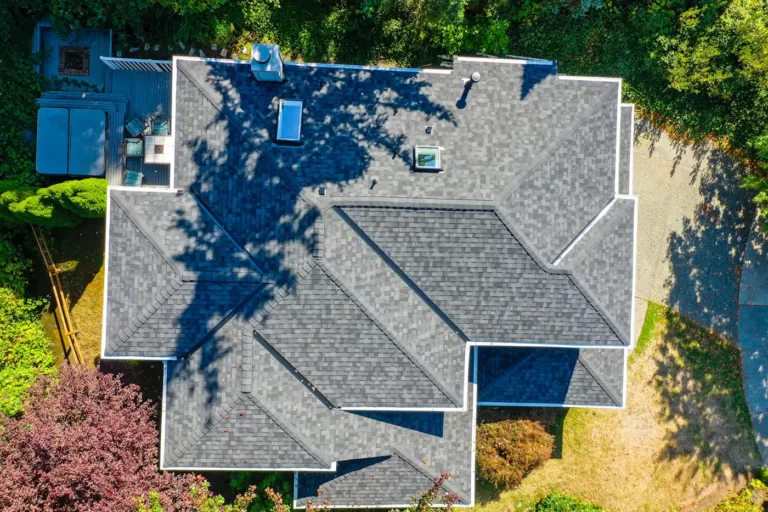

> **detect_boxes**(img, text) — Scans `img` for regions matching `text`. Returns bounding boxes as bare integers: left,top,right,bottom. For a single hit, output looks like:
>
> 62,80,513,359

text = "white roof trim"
456,56,554,66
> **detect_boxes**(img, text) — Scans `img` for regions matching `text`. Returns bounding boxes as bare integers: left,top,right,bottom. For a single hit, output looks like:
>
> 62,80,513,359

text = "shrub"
0,178,108,227
39,178,108,218
0,287,55,418
0,365,194,511
476,419,554,488
0,231,31,295
536,493,604,512
229,471,292,512
712,480,768,512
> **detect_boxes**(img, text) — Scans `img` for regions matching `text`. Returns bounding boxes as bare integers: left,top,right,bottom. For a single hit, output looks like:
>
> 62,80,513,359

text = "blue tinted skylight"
277,99,303,142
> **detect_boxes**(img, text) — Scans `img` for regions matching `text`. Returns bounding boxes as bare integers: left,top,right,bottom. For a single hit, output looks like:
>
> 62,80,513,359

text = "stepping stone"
153,44,160,51
199,49,205,57
220,49,227,57
189,48,195,56
179,42,186,49
144,43,150,51
130,47,139,53
116,50,123,57
211,43,217,50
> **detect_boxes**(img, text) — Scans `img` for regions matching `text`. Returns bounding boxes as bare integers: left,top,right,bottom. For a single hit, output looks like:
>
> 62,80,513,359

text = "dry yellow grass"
474,303,760,512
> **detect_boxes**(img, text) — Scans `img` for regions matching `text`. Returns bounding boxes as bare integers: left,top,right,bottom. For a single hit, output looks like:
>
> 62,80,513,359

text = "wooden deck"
36,23,111,92
105,69,173,187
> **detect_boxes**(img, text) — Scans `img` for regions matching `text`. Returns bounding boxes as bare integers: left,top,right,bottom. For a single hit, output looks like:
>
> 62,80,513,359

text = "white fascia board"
100,187,111,358
102,355,177,361
162,463,338,472
621,345,629,409
557,75,622,83
294,504,469,510
170,58,178,189
159,361,168,468
629,195,639,348
469,346,478,507
108,186,182,193
469,341,628,349
614,81,623,195
553,196,618,266
284,61,452,75
621,103,636,195
477,401,623,409
456,56,554,66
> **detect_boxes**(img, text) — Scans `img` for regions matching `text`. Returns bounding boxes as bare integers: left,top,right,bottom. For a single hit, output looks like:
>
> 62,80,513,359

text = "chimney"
251,44,284,82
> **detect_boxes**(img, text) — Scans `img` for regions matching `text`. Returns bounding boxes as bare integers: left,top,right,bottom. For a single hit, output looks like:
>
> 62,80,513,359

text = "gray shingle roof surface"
104,55,637,507
498,90,618,262
619,105,634,195
477,346,624,406
559,198,637,339
164,317,331,469
340,206,623,345
295,451,463,507
251,265,456,408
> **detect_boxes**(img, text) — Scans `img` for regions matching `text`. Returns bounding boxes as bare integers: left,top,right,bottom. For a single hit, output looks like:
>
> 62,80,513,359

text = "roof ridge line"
176,61,322,212
497,84,619,202
391,447,469,504
494,209,629,345
333,206,469,342
250,328,336,409
179,283,265,360
110,278,182,355
556,196,634,269
245,261,315,328
110,191,184,277
316,259,463,408
186,188,265,276
241,390,334,468
166,391,244,466
553,196,618,267
327,198,497,210
577,353,622,406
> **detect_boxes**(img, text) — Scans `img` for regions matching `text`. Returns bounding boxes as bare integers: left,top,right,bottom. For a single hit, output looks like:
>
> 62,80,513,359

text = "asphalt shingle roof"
103,54,637,507
477,346,625,406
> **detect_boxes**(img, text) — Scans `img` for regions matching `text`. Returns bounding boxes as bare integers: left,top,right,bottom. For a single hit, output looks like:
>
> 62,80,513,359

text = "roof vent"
251,44,284,82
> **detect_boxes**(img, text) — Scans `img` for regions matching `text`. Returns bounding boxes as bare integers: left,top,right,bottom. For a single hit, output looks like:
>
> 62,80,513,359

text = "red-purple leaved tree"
0,365,193,512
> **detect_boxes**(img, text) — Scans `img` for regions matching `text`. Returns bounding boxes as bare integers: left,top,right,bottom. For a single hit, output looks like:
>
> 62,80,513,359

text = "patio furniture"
150,113,170,136
124,137,144,158
123,170,144,187
124,114,148,138
144,135,174,164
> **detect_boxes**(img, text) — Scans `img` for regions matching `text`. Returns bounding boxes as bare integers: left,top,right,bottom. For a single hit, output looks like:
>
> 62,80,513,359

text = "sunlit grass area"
474,303,759,512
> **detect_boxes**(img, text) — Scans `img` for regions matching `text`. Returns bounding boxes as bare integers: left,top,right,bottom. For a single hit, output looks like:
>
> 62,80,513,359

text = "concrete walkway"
738,213,768,462
632,122,756,342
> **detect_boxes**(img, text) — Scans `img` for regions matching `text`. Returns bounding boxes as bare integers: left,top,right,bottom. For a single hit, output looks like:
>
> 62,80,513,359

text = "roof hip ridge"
391,447,469,503
577,352,623,406
241,390,334,468
333,206,469,342
496,84,619,203
493,208,629,346
315,258,463,408
110,278,182,355
110,190,184,277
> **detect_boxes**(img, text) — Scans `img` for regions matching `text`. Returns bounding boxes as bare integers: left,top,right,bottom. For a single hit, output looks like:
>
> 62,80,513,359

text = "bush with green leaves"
0,287,56,418
0,178,107,227
229,471,292,512
536,493,604,512
476,419,554,488
0,230,32,295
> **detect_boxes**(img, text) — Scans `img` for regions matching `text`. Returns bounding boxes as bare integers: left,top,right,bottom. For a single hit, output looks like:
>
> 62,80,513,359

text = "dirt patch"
475,303,760,512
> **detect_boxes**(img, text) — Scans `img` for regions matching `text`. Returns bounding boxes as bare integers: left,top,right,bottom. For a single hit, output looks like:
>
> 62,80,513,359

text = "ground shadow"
652,308,761,483
636,120,757,340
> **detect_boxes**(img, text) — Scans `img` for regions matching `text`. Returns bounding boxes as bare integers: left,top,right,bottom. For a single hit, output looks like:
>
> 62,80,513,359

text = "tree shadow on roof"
520,63,555,100
164,58,456,440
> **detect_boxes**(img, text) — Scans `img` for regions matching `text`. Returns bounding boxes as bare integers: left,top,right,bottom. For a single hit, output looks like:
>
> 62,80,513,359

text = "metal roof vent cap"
251,44,284,83
470,71,481,83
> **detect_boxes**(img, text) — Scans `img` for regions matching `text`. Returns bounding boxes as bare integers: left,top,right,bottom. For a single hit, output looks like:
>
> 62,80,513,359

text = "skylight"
277,99,303,143
414,146,442,171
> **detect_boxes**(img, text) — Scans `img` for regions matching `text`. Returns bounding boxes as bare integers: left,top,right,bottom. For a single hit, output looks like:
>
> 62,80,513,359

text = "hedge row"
0,178,107,228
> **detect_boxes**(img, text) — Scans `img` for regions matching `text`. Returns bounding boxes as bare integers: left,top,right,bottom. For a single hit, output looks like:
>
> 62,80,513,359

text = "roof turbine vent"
251,44,285,83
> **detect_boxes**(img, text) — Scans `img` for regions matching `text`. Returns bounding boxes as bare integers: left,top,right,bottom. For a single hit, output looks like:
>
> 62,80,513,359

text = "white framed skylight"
277,99,303,143
414,146,442,171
